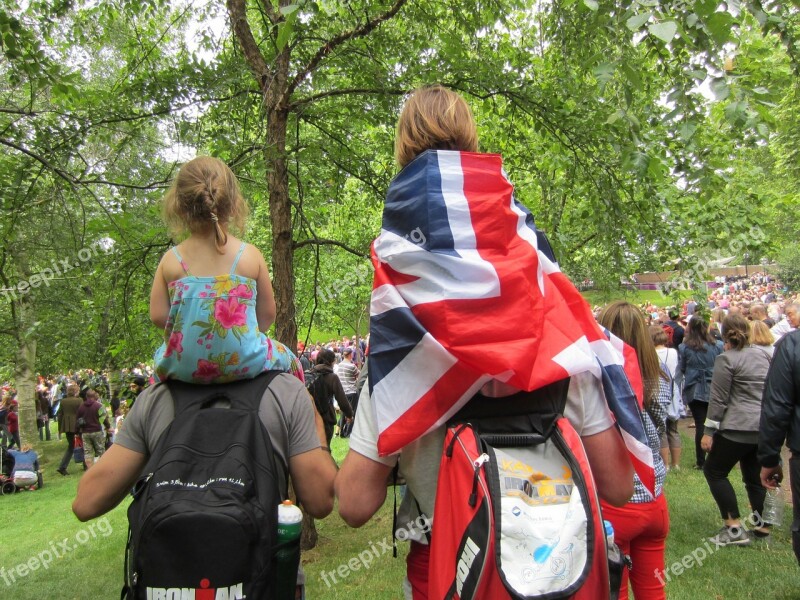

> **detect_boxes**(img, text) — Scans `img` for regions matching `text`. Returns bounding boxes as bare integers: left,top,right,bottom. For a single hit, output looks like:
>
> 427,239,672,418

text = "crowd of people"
0,366,154,484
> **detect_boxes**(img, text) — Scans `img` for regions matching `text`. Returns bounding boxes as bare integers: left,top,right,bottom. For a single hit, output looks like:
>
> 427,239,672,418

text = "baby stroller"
0,445,16,495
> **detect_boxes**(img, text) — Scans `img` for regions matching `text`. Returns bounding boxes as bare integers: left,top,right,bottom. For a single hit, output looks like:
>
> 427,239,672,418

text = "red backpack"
428,379,619,600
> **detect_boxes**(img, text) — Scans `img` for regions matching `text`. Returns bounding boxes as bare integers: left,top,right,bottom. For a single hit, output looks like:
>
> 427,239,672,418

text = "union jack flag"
368,150,655,497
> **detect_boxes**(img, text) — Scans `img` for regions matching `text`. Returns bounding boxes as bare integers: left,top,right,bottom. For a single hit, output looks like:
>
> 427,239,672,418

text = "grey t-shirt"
115,373,322,472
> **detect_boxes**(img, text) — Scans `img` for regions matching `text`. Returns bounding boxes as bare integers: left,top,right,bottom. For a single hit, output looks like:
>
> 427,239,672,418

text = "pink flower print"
200,292,208,298
164,332,184,358
205,333,214,340
229,284,253,300
206,344,212,349
214,297,247,329
197,339,203,345
192,359,222,383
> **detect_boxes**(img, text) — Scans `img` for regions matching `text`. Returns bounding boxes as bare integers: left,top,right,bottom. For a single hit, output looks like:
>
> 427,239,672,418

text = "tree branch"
290,86,407,109
284,0,409,101
293,237,369,259
227,0,273,90
1,138,172,190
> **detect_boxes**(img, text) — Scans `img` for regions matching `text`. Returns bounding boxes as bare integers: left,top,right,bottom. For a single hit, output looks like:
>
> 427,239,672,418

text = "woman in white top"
650,325,682,470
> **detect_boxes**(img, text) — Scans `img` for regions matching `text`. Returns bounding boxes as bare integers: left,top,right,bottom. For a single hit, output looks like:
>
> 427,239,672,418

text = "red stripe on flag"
376,359,478,456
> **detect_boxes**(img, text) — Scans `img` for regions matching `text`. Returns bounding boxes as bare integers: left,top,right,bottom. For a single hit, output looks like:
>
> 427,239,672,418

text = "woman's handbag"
73,436,84,463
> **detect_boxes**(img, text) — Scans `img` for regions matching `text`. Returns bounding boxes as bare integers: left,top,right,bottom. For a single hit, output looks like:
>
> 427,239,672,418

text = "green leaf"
583,0,599,11
276,21,294,50
626,12,651,31
279,4,300,16
648,21,678,43
709,77,729,100
677,122,696,140
593,62,615,87
689,69,707,81
706,13,733,45
606,109,625,125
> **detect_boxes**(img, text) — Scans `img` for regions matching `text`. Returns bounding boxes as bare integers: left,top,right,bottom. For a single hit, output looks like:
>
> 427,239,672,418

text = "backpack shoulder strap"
164,371,281,417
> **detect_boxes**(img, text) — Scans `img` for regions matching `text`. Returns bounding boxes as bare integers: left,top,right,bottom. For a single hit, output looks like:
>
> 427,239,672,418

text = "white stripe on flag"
551,336,601,378
372,231,500,307
372,333,458,431
589,338,625,367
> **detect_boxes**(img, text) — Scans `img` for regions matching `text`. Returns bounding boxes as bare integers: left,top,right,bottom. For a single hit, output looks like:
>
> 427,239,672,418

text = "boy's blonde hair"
394,85,478,168
162,156,249,253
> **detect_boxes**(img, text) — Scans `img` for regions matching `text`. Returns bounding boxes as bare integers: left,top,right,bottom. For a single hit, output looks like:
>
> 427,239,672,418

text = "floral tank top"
153,243,303,384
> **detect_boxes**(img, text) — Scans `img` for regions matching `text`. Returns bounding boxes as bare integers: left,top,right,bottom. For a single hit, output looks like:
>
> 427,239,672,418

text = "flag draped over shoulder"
368,150,655,497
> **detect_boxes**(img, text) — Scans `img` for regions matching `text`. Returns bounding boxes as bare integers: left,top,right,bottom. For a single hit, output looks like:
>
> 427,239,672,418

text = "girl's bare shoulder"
232,239,266,279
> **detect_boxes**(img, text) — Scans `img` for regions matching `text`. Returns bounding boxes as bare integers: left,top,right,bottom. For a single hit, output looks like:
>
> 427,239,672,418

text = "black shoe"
56,468,68,476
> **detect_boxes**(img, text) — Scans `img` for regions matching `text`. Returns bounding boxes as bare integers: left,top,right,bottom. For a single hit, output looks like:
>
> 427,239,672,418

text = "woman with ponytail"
701,313,772,546
150,156,303,384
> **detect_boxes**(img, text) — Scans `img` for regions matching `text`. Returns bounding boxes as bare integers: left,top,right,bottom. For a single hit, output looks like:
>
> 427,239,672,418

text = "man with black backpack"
73,370,337,599
306,348,354,444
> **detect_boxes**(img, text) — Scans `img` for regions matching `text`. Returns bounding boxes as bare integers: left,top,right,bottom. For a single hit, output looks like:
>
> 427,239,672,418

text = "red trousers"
407,541,429,599
601,493,670,600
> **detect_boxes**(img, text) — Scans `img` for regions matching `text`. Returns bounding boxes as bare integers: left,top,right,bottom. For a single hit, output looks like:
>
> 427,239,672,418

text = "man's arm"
335,450,394,527
289,448,338,519
72,444,146,521
288,390,338,519
758,334,797,468
581,425,634,507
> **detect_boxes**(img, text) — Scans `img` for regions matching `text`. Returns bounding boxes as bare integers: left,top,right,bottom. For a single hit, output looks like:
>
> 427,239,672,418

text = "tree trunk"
265,105,298,350
12,286,38,448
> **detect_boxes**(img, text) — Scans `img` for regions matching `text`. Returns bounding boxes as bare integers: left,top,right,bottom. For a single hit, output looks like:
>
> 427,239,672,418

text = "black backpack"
123,371,294,600
304,369,335,425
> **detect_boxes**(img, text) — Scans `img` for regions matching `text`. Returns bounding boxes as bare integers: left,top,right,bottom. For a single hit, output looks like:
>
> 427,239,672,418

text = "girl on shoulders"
150,156,303,384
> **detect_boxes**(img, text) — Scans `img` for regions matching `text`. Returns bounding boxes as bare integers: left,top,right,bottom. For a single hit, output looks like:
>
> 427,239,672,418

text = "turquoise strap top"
171,242,247,277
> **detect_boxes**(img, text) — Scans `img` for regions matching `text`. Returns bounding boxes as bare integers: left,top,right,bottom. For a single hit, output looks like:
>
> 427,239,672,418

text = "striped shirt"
334,360,360,395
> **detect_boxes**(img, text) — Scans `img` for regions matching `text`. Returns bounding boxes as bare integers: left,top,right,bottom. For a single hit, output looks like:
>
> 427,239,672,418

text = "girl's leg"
703,434,749,523
667,418,682,468
739,444,768,529
600,501,644,600
628,494,669,600
689,401,708,468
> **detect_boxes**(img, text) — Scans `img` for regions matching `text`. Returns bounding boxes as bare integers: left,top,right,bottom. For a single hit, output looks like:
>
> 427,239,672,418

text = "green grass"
582,289,695,308
661,429,800,599
2,429,798,599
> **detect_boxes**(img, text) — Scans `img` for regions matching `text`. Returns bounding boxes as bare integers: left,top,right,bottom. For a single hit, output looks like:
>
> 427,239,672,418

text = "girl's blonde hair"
162,156,249,253
394,85,479,168
750,319,774,347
